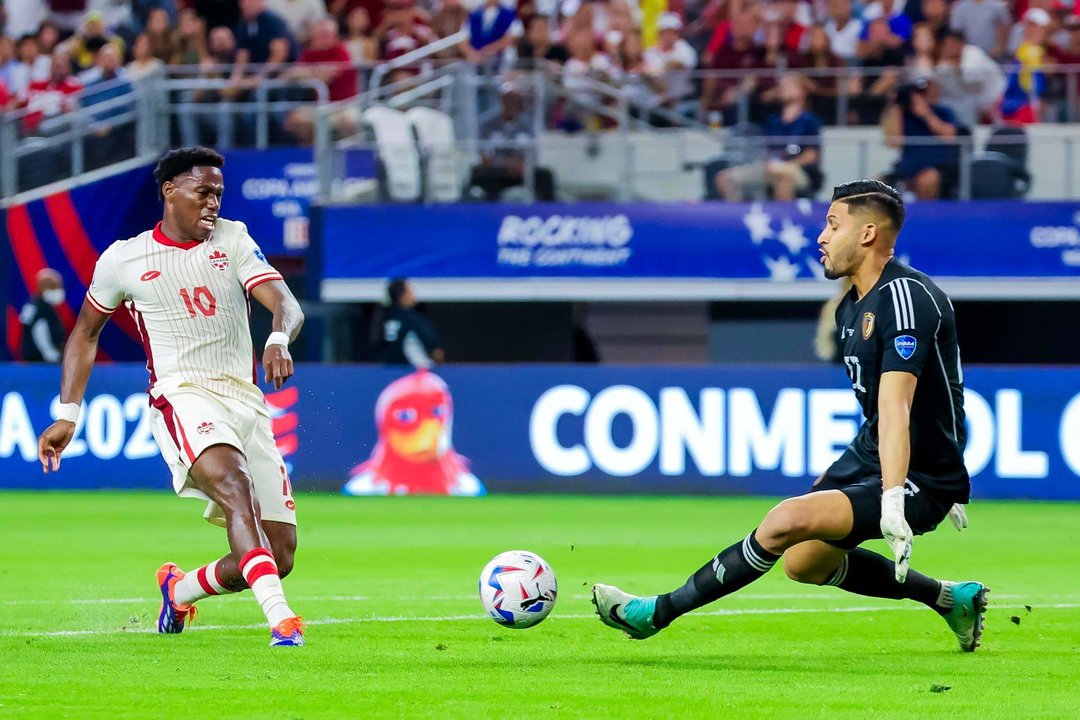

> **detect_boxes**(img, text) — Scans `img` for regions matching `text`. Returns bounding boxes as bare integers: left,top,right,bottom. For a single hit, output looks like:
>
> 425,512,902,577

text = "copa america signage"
526,384,1072,482
2,365,1078,499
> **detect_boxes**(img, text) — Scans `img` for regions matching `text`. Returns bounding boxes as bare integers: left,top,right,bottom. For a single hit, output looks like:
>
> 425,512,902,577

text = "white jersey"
86,219,283,405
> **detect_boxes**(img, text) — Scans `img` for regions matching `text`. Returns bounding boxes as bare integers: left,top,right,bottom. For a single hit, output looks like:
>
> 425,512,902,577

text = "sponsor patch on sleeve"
894,335,917,360
254,247,268,264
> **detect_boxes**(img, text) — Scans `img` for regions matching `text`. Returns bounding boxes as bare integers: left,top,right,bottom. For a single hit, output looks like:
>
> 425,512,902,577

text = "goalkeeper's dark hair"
153,146,224,202
831,179,905,232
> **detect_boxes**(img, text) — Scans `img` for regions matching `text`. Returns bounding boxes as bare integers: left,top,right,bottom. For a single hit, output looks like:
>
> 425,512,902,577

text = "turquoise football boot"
943,581,989,652
592,584,661,640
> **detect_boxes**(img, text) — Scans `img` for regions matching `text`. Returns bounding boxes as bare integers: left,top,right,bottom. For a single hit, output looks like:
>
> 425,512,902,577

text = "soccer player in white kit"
37,147,307,647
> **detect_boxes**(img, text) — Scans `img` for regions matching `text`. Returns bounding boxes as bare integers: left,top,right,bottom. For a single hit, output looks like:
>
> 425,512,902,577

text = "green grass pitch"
2,492,1079,719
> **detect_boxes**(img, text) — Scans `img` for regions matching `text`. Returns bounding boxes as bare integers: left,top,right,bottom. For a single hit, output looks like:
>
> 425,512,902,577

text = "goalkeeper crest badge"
862,312,875,339
895,335,917,360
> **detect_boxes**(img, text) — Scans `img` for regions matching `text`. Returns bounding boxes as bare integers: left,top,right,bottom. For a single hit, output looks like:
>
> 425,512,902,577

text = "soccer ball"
478,550,557,628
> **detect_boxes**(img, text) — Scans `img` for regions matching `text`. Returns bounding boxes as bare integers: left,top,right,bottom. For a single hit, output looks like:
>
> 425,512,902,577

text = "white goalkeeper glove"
947,503,968,531
880,486,913,583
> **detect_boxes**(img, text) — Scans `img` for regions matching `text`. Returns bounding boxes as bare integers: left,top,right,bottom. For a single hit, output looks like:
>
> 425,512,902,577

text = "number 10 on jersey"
179,286,217,318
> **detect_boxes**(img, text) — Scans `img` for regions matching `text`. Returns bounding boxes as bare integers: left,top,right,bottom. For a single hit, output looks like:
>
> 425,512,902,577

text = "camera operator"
882,78,961,201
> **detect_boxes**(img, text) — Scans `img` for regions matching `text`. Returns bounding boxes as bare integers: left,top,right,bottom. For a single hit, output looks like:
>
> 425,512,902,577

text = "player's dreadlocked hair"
153,146,224,202
831,179,905,231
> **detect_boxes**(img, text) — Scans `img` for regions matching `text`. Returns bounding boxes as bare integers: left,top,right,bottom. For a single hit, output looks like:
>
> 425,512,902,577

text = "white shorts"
148,384,297,527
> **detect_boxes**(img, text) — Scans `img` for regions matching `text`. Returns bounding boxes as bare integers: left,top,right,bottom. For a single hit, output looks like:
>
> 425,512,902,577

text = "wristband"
56,402,81,424
265,331,290,350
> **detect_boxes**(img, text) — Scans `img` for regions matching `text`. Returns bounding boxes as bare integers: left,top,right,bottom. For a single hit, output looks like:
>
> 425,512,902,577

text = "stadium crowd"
0,0,1077,197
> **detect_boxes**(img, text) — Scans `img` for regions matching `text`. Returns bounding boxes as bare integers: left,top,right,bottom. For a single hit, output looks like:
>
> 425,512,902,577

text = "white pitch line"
4,602,1078,640
0,592,1046,607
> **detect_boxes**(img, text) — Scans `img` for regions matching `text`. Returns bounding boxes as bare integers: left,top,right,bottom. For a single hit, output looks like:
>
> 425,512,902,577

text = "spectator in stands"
935,29,1006,126
1049,15,1080,64
919,0,949,37
907,22,937,80
235,0,298,69
860,0,913,44
330,0,383,30
643,13,698,113
716,73,822,201
9,35,51,98
179,26,241,146
63,11,125,71
949,0,1010,60
768,0,809,54
882,78,960,200
468,88,557,201
516,14,570,69
461,0,522,67
377,0,435,62
95,0,136,35
143,7,177,63
194,0,240,31
18,49,82,134
380,278,444,368
268,0,328,45
19,268,67,364
128,33,165,78
562,28,621,128
803,24,847,122
344,6,379,64
37,21,61,55
700,10,763,125
284,17,359,143
1002,8,1050,125
173,8,208,65
82,43,134,168
0,36,20,91
823,0,863,62
850,16,905,123
132,0,177,28
430,0,467,59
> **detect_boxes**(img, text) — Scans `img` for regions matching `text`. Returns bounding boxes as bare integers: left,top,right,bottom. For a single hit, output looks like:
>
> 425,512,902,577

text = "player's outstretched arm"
251,279,304,390
37,302,111,473
878,370,918,582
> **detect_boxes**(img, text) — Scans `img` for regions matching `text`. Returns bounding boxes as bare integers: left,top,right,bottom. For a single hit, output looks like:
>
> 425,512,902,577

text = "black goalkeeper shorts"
809,472,954,551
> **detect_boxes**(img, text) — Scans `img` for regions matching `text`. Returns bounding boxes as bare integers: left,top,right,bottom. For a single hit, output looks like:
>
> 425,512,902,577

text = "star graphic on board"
743,203,775,244
806,256,828,280
764,255,801,281
777,218,810,254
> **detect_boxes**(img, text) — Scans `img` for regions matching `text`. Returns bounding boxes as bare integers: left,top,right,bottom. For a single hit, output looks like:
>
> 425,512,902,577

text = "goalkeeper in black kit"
593,180,988,652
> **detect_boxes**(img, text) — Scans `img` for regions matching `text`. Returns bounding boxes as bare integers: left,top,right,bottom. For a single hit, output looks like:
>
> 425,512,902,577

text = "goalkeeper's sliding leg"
592,484,987,651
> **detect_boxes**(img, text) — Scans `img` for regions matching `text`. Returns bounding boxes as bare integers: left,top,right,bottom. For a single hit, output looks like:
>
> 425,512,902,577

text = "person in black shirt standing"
20,268,67,363
593,180,987,652
380,278,444,368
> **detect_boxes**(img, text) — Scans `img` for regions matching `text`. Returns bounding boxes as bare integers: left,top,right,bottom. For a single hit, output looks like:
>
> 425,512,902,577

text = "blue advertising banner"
314,201,1080,300
3,364,1078,500
221,148,374,257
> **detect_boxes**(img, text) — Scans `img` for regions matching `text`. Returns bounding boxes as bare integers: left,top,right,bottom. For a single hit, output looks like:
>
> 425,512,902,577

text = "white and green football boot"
592,583,661,640
942,581,989,652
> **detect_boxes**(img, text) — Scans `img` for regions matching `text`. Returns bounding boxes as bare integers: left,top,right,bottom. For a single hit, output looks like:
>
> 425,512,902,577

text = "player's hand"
947,503,968,531
263,343,294,390
37,421,76,473
880,486,913,583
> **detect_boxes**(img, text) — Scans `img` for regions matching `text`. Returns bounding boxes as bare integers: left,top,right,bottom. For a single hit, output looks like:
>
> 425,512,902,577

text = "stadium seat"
969,152,1032,199
987,126,1029,170
405,107,463,203
361,106,422,203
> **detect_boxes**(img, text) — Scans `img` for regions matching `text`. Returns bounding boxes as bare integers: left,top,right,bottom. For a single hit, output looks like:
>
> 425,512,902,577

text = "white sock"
175,560,233,606
239,547,296,628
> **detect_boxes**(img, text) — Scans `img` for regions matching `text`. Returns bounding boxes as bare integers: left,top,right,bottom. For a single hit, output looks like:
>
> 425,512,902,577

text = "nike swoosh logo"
607,603,637,632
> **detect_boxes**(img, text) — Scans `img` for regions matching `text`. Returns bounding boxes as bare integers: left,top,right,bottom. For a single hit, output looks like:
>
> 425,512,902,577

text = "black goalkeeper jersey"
829,259,969,502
